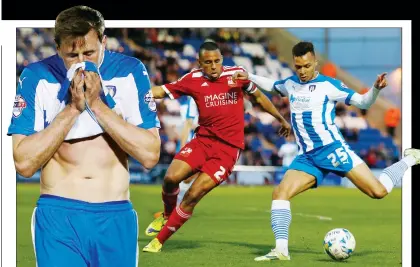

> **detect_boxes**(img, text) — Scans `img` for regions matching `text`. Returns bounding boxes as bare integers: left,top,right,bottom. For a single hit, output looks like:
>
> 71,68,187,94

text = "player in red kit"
143,41,292,252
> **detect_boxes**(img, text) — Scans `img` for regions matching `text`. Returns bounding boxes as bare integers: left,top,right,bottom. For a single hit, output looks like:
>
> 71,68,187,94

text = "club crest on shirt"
144,91,157,112
309,84,316,92
13,94,27,118
227,76,237,87
105,85,117,97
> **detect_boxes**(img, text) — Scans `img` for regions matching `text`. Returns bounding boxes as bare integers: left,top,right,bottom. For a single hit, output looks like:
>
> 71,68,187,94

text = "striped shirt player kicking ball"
232,41,420,261
143,41,292,253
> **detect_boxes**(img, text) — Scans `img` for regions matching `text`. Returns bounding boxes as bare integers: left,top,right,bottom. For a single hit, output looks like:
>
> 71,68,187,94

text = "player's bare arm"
12,69,85,177
249,89,291,137
349,73,388,109
86,71,161,169
150,85,167,99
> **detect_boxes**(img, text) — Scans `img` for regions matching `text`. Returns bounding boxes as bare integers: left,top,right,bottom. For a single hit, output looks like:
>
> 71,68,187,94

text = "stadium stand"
15,28,401,184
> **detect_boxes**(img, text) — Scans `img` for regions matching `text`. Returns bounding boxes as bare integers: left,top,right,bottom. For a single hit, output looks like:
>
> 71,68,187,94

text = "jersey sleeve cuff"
161,85,176,99
137,120,161,129
7,126,36,136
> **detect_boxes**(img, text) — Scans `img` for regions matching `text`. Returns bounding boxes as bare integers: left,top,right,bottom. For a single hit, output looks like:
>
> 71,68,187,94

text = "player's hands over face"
374,73,388,90
232,71,249,83
278,119,292,138
84,71,102,108
69,68,86,113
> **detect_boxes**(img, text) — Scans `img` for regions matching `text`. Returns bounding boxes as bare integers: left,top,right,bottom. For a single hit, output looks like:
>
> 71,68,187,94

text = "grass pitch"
17,183,402,266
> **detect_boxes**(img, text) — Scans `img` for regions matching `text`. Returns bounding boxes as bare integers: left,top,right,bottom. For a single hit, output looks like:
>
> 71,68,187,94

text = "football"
323,228,356,261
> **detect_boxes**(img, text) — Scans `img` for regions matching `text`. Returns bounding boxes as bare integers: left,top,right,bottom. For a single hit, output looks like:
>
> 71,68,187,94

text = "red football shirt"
162,66,256,149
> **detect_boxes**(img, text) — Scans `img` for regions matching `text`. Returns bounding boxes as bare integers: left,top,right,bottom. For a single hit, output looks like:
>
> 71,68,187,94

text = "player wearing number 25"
232,41,420,261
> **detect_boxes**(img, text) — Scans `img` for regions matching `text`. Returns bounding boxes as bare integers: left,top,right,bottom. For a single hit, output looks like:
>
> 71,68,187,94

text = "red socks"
157,206,192,244
162,186,179,218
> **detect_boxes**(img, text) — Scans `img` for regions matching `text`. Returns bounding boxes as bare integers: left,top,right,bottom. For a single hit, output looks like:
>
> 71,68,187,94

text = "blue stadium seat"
262,148,273,158
180,54,196,63
183,38,203,51
222,56,236,67
379,136,394,147
375,160,387,169
250,136,262,151
116,39,134,56
358,128,381,141
244,113,252,122
275,137,286,149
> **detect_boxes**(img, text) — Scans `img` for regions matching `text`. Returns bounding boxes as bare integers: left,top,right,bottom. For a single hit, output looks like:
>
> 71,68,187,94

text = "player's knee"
272,186,291,200
370,186,388,199
164,171,182,185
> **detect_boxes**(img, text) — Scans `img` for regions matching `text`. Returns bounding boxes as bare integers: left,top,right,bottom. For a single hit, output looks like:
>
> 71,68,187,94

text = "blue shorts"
31,195,138,267
288,141,363,187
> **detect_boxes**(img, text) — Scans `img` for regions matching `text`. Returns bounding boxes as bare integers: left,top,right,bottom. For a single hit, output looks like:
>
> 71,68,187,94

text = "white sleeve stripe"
220,69,246,77
161,85,174,99
245,82,257,94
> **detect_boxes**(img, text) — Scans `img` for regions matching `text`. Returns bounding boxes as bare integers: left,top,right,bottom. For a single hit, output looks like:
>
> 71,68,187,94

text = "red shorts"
174,136,241,185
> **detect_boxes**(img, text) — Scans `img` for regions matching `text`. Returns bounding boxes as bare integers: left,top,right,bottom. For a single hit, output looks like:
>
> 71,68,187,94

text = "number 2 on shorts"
214,166,226,182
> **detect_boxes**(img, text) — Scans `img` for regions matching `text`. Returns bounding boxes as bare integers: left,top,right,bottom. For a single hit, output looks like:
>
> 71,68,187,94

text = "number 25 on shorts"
214,166,226,182
327,147,349,167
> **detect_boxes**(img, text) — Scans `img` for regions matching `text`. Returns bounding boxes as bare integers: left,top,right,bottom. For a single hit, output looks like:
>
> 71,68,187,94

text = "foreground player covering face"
8,6,161,266
142,41,292,253
232,41,419,261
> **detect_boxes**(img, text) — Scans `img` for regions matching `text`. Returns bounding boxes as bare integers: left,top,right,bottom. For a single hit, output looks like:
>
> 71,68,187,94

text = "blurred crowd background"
16,27,402,177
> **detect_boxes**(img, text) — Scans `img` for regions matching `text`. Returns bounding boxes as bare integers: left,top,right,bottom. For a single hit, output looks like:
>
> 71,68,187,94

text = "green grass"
17,183,402,267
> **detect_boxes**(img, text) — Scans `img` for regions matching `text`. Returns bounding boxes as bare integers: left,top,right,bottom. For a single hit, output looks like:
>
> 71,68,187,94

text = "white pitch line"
294,213,333,221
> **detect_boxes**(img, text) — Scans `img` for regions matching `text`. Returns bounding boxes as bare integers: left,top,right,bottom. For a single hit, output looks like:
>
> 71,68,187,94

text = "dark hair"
292,41,315,57
54,5,105,47
199,41,220,57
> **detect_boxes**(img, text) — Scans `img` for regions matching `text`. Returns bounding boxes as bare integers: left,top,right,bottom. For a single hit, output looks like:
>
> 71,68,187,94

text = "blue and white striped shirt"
273,73,354,154
8,50,160,140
